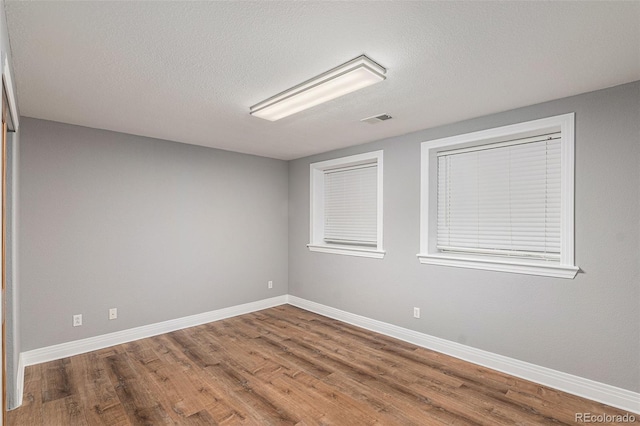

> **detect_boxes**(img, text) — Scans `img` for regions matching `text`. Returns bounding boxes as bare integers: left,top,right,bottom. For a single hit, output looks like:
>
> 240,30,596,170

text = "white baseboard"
17,294,288,406
287,295,640,415
12,353,24,409
14,294,639,415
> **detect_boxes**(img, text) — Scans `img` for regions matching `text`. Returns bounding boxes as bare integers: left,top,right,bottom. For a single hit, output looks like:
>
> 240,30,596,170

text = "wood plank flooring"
7,305,638,425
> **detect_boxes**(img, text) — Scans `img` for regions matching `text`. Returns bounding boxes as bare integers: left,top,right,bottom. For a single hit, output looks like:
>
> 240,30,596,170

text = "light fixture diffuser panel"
250,55,386,121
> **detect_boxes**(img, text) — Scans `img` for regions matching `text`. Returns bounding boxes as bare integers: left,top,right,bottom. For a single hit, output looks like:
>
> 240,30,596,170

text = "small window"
418,114,578,278
308,151,384,258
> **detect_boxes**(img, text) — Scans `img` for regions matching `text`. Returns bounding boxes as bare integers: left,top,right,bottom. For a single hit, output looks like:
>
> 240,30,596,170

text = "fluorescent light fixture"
250,55,386,121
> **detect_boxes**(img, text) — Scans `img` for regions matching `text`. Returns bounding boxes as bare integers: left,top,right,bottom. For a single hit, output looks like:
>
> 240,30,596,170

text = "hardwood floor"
7,305,637,425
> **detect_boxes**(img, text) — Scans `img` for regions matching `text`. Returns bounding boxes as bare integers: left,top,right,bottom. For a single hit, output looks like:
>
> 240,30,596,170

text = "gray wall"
1,0,22,409
289,81,640,392
17,82,639,397
19,118,288,351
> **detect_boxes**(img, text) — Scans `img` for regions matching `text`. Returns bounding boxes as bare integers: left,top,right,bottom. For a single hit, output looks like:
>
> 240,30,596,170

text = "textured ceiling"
5,1,640,160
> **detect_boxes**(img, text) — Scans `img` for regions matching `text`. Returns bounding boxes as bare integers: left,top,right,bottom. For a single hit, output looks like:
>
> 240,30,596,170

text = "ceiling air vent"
361,114,393,124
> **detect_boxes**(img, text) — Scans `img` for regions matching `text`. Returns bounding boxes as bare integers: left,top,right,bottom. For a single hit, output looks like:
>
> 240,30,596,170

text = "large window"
308,151,384,258
418,114,578,278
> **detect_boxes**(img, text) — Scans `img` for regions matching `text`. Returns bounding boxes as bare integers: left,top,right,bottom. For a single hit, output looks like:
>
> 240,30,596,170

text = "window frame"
418,113,579,278
308,150,385,259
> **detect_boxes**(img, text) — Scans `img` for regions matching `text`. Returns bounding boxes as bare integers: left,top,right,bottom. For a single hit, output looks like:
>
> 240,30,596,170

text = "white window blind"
324,163,378,246
437,133,561,260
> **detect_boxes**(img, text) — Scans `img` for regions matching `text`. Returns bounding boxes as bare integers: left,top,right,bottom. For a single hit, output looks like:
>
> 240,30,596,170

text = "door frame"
1,50,19,425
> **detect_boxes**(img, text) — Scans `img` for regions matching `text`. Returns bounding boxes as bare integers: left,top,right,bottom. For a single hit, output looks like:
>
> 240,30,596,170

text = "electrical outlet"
413,307,420,319
109,308,117,320
73,314,82,327
268,280,273,289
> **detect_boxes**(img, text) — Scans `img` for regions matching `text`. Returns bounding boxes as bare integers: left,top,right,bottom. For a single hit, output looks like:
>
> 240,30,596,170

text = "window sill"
308,244,385,259
416,253,579,279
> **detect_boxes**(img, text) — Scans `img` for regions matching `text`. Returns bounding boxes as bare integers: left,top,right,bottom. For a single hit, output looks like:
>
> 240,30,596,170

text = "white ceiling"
5,1,640,160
